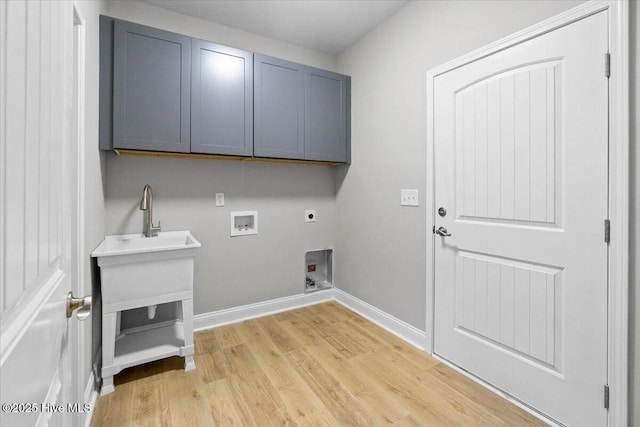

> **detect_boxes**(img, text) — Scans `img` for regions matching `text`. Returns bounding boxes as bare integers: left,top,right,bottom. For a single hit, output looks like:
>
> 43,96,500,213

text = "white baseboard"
193,289,336,331
333,288,427,351
191,287,427,354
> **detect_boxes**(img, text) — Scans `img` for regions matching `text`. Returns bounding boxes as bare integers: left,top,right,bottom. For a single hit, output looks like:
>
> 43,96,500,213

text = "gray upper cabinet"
305,67,348,163
254,55,305,160
113,20,191,153
191,40,253,156
100,17,350,164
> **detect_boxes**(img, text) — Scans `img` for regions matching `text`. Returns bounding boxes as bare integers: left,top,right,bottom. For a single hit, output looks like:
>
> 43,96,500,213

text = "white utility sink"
92,230,201,257
91,230,200,394
92,230,201,312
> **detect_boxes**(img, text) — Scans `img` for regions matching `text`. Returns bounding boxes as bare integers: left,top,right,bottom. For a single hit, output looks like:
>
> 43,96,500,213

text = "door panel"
1,273,69,426
191,40,253,156
113,21,191,152
254,55,305,160
305,67,348,162
433,11,608,426
1,1,82,425
456,61,559,224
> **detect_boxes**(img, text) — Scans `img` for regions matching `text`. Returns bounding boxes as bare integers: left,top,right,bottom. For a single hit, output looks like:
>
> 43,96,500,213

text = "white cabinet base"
101,299,195,395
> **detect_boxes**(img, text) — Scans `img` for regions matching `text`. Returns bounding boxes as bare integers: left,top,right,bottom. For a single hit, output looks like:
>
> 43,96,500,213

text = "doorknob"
434,226,452,237
67,292,92,320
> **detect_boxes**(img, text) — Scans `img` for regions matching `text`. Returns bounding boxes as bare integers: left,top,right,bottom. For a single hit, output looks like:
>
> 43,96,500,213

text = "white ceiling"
140,0,409,55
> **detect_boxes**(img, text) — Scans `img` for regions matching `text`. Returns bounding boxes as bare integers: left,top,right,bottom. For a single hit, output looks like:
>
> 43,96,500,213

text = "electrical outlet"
401,189,419,207
215,193,225,207
305,209,316,222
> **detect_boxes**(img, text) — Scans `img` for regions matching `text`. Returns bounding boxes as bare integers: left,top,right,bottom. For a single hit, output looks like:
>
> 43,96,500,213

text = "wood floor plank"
212,323,243,349
234,319,327,419
286,347,379,426
223,344,293,426
345,350,465,426
91,302,548,427
205,377,257,426
161,370,212,427
257,315,304,354
429,363,544,426
193,328,219,355
392,414,426,427
276,311,326,348
197,349,230,384
294,306,367,359
131,378,169,427
307,334,409,424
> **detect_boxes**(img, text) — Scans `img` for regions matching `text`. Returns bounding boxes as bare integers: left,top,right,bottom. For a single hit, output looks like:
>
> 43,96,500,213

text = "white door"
433,11,608,426
1,1,89,426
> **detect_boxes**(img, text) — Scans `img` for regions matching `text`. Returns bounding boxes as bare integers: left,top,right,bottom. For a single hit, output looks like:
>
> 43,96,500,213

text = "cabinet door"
113,21,191,152
191,40,253,156
254,55,305,160
305,67,348,162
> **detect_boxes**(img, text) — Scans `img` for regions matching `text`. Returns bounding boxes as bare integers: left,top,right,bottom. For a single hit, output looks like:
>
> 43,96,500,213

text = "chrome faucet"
139,184,161,237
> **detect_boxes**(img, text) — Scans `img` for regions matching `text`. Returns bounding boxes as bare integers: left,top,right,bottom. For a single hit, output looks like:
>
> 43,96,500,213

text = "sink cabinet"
92,231,201,395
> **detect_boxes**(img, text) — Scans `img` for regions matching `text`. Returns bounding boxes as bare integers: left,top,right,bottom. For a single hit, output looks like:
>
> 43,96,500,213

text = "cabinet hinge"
604,219,610,244
605,53,611,78
604,385,610,409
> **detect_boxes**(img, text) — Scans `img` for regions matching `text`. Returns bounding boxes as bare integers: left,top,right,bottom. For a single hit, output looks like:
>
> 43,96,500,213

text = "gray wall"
105,155,337,316
102,1,338,325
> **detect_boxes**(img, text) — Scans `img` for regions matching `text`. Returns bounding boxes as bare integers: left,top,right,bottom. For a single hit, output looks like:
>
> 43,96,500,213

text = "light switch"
401,189,419,207
215,193,225,207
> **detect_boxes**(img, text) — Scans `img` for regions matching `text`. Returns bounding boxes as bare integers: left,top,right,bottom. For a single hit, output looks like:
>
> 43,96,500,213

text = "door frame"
425,1,629,425
70,3,90,425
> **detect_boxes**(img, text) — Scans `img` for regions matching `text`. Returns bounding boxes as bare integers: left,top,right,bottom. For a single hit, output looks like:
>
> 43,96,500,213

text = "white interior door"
433,11,608,426
1,1,88,426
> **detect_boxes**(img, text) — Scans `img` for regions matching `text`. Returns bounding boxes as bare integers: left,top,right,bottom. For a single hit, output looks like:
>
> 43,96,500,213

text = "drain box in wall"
305,249,333,293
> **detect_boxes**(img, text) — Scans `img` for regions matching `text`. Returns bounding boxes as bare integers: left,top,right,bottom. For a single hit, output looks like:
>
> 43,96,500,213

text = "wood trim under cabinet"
114,149,343,166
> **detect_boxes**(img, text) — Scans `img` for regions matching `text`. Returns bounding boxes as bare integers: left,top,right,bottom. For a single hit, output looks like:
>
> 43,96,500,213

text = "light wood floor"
91,301,545,426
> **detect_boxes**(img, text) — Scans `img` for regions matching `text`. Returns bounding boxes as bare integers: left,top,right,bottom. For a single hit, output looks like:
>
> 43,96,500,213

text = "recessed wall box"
305,249,333,293
230,211,258,236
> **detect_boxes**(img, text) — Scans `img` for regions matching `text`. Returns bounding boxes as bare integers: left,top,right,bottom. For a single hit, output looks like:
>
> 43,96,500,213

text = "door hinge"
604,385,610,409
605,53,611,78
604,219,611,244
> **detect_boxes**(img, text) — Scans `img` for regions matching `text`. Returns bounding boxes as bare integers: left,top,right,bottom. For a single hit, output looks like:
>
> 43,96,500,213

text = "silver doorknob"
66,292,92,320
435,226,452,237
